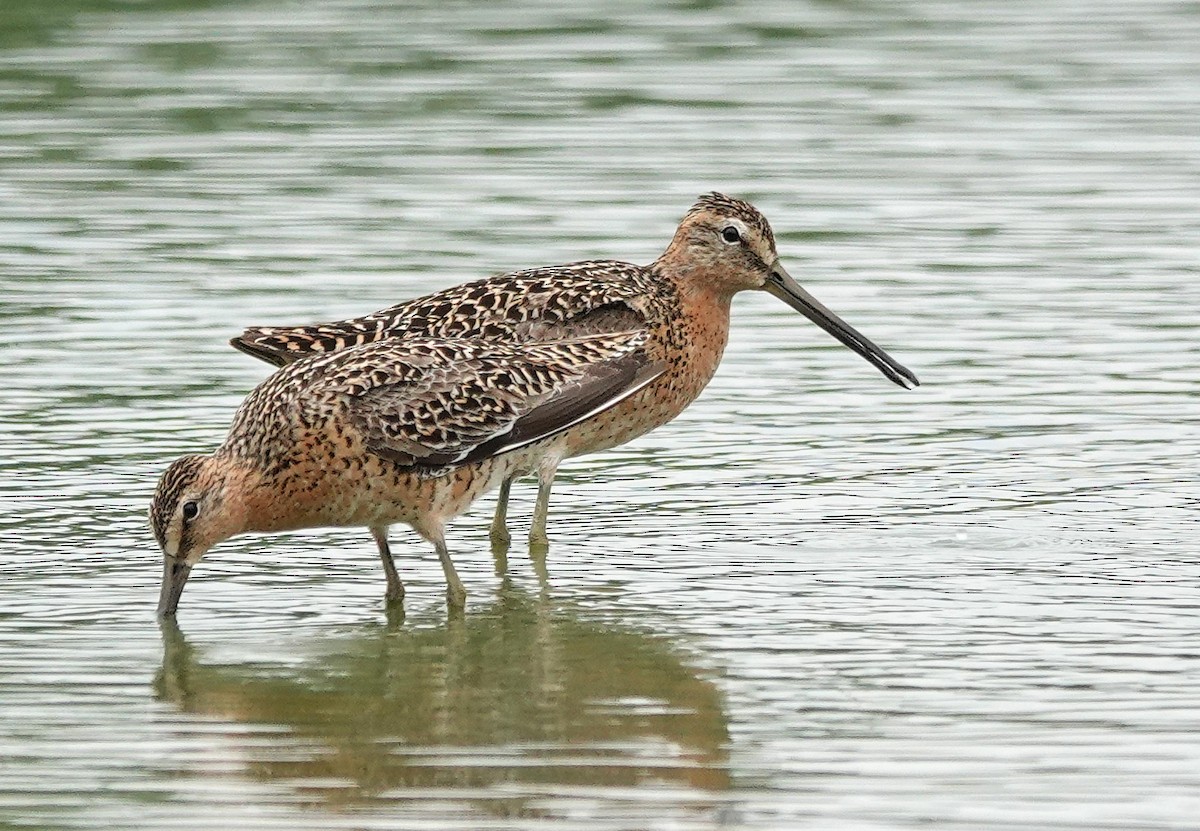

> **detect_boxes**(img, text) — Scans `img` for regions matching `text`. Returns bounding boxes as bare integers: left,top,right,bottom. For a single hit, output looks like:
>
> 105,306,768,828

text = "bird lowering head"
149,453,248,618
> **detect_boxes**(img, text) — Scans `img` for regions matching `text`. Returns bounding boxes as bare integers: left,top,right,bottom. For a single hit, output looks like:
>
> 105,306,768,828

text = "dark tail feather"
230,324,391,367
229,332,300,367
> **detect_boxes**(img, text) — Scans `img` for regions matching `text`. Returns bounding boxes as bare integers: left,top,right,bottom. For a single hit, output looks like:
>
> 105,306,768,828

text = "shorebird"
151,333,664,617
229,193,919,551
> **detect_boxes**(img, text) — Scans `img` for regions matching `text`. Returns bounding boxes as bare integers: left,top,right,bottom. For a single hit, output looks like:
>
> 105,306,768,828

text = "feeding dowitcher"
230,193,919,549
151,333,664,617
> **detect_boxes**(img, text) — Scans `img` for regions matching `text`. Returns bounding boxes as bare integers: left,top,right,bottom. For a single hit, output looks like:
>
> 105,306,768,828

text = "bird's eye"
720,226,741,244
181,501,199,521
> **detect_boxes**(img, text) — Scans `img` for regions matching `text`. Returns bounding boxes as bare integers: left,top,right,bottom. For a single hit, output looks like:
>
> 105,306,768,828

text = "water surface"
2,0,1198,828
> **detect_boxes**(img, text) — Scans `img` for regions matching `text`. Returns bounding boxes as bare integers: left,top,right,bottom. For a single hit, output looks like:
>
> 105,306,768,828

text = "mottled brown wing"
230,322,391,368
344,334,663,468
229,261,650,367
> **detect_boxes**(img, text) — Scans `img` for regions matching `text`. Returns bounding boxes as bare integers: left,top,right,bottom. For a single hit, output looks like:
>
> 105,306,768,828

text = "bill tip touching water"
150,192,919,619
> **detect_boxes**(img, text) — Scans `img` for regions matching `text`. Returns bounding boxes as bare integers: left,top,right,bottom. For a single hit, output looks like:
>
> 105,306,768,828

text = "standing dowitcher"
230,193,919,549
151,333,664,617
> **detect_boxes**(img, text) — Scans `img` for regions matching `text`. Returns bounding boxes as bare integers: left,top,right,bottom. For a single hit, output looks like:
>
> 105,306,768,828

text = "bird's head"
664,192,919,390
149,453,247,618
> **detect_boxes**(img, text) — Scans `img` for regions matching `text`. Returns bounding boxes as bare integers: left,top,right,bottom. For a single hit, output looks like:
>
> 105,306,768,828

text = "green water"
2,0,1198,828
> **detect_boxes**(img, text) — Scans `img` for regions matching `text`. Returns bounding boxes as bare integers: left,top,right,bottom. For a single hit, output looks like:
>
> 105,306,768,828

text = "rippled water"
2,0,1199,828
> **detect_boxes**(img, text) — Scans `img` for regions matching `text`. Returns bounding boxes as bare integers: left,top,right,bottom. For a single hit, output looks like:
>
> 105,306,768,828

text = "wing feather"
230,262,651,366
338,333,663,469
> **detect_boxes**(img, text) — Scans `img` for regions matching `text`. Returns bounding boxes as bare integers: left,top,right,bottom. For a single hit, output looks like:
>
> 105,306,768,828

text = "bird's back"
230,261,657,367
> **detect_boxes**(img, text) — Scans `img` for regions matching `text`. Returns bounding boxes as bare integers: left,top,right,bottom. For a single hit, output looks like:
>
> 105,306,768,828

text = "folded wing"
230,263,649,367
339,333,663,468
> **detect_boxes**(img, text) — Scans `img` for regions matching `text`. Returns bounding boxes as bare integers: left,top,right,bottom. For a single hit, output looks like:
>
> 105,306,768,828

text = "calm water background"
2,1,1198,828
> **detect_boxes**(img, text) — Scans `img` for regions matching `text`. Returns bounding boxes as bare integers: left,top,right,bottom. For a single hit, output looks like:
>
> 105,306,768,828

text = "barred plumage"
231,261,652,366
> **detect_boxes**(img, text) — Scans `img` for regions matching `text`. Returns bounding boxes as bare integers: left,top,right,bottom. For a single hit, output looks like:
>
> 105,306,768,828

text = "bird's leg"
432,533,467,609
492,537,509,578
489,476,513,550
530,541,550,591
371,525,404,604
384,602,406,629
529,455,561,551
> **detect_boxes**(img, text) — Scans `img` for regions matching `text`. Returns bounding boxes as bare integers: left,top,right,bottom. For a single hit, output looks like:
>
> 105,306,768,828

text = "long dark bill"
157,557,192,618
764,262,919,389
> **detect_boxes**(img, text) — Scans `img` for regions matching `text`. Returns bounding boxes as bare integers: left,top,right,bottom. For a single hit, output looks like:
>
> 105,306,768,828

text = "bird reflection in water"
154,585,730,819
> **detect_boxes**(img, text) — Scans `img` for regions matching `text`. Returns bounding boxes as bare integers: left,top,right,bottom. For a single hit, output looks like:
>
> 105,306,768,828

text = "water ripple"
3,0,1199,828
